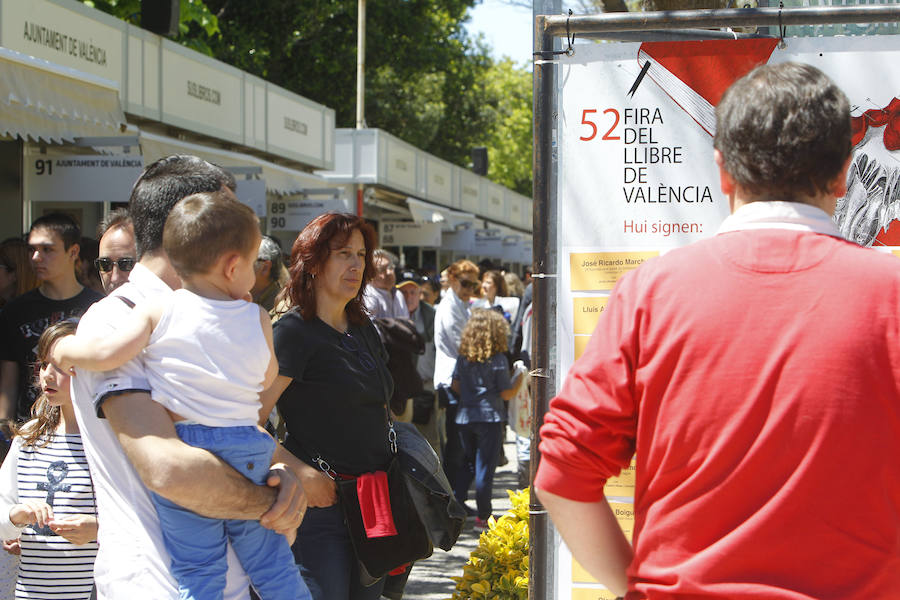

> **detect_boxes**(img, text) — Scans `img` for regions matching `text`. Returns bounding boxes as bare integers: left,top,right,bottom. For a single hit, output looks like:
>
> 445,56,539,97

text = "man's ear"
68,243,80,262
829,154,853,199
714,150,736,197
259,259,272,278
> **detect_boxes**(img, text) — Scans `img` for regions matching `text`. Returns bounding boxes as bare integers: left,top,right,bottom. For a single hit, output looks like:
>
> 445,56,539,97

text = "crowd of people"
0,152,534,600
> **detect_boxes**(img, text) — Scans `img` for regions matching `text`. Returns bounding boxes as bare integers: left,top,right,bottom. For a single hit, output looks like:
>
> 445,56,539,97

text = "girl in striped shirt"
0,320,98,599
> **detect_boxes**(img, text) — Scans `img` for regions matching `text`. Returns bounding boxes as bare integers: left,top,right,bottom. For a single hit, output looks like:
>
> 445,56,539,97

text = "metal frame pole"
529,14,556,600
356,0,366,217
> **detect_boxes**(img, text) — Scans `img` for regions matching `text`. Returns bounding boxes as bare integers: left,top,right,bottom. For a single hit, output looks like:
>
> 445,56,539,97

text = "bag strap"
305,321,398,481
356,321,397,456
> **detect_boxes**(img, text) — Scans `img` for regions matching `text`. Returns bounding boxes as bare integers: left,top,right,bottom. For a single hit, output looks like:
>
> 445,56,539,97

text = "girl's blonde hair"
459,309,509,363
14,320,77,448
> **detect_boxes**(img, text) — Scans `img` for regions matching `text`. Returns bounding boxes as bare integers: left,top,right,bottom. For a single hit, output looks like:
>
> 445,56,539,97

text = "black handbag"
334,456,433,584
322,417,465,584
393,421,465,552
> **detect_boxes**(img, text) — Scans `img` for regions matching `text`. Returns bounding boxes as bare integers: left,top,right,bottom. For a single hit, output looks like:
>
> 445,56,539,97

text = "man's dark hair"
97,208,133,239
128,155,236,259
713,62,851,200
29,213,81,249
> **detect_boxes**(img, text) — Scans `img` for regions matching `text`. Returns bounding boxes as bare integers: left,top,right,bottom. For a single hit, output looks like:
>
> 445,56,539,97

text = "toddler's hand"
10,500,53,528
2,539,20,555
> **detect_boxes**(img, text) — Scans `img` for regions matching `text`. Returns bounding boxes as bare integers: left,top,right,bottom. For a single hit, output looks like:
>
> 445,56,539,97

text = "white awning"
138,131,330,196
486,221,531,238
406,197,475,232
0,47,126,144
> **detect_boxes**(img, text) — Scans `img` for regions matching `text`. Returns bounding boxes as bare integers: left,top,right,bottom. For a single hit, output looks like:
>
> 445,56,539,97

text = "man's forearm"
536,487,633,596
272,442,304,476
104,392,276,520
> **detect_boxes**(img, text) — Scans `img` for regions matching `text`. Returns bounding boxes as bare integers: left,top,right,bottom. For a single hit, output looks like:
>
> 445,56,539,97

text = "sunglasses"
94,257,136,273
459,278,480,290
340,332,377,372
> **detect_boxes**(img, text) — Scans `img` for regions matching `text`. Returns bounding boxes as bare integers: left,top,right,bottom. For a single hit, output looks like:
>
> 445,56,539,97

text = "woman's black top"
273,310,394,475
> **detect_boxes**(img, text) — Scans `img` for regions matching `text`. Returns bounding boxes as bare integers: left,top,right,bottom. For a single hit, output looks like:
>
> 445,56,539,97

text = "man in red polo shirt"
535,62,900,599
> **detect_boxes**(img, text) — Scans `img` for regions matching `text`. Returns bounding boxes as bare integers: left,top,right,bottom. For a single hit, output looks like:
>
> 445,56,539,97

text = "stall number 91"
578,109,621,141
34,159,54,175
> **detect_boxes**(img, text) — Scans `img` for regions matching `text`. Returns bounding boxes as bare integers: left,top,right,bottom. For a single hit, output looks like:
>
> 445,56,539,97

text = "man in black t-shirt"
0,213,103,422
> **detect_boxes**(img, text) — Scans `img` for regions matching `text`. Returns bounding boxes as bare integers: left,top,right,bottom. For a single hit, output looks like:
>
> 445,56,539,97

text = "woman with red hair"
262,213,394,599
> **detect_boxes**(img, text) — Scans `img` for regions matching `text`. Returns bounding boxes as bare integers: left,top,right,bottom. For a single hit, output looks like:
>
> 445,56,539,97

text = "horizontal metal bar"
541,5,900,35
580,28,773,41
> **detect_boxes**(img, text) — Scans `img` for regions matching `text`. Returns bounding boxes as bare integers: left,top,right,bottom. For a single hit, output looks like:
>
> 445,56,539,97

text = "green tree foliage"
81,0,221,55
480,59,533,195
81,0,534,195
201,1,499,171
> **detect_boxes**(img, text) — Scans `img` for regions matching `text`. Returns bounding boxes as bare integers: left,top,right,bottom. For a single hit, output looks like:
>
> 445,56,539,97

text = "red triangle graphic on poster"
637,39,779,136
875,222,900,246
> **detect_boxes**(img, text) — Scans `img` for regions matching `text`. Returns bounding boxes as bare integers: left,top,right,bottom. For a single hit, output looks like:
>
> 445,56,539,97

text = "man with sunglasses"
96,208,137,294
0,213,103,422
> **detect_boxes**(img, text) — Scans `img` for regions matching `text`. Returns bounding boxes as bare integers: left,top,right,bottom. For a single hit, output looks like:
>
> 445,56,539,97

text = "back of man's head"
257,235,284,281
128,155,236,259
372,248,398,266
714,62,851,200
29,212,81,249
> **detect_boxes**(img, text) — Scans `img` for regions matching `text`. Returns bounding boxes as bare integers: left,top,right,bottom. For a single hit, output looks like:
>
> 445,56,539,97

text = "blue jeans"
454,421,503,520
291,503,386,600
152,424,310,600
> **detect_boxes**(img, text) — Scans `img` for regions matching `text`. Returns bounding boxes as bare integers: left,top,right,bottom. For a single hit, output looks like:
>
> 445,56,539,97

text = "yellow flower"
451,488,531,600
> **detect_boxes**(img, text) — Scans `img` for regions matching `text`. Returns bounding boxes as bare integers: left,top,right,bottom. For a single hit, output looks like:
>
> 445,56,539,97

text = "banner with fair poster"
555,35,900,599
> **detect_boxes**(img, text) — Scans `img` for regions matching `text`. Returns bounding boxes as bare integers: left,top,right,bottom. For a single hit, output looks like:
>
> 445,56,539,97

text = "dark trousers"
442,397,464,484
453,421,503,520
291,503,386,600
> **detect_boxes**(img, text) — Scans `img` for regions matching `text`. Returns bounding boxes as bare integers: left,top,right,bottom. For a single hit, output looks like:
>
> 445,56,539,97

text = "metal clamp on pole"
533,9,576,59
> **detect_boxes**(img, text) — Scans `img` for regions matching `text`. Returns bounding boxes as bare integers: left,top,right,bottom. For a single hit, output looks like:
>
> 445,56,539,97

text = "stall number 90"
269,202,287,229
